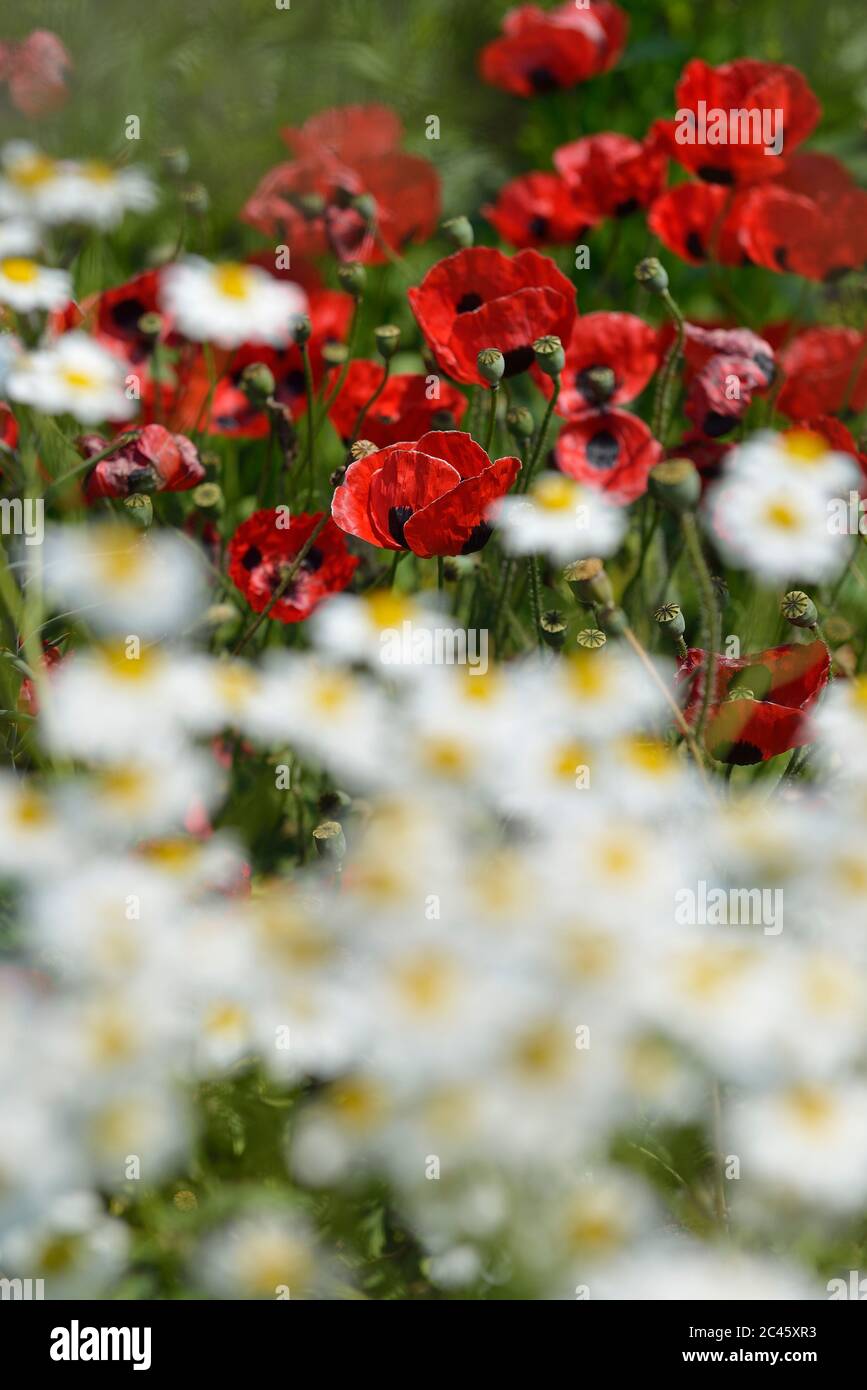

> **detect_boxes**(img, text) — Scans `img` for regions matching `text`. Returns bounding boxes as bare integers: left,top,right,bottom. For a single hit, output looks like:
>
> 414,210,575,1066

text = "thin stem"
301,342,317,507
483,385,499,456
620,621,716,798
350,359,391,446
680,511,721,753
232,512,330,654
520,380,560,494
652,288,686,444
315,300,361,438
527,555,544,648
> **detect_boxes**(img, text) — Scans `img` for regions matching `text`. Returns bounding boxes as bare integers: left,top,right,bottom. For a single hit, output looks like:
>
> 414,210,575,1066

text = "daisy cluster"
0,4,865,1302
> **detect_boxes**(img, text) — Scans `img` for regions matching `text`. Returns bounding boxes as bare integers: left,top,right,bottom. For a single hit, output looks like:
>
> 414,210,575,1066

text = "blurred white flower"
7,332,134,423
160,257,306,348
490,471,625,561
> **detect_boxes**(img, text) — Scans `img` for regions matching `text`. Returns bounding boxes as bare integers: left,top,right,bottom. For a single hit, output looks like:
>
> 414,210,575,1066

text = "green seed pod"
635,257,669,294
654,602,686,639
506,405,535,441
648,459,701,514
441,216,474,249
240,361,276,406
533,335,565,378
781,590,818,630
337,262,366,299
375,324,401,360
123,493,153,530
477,348,505,386
576,628,607,650
540,609,567,649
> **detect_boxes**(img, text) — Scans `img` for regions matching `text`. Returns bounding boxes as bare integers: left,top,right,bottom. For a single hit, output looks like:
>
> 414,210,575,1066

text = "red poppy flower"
79,425,205,502
682,324,776,385
653,59,821,186
228,509,358,623
0,402,18,452
52,269,168,366
554,133,667,218
648,183,747,266
327,361,467,448
676,639,830,764
332,430,520,558
408,246,577,387
205,287,354,438
554,409,662,503
0,30,71,117
535,312,660,418
735,178,867,282
242,105,440,265
479,3,628,96
776,327,867,420
684,353,772,438
483,172,596,248
18,643,64,718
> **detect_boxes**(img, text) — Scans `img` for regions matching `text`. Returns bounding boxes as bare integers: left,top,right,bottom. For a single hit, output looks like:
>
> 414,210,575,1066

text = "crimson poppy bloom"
327,362,467,448
242,104,440,264
51,269,167,365
684,353,772,438
0,402,18,452
735,179,867,282
332,430,520,558
79,425,205,502
0,29,71,117
408,246,577,387
676,639,830,764
653,59,821,186
681,324,776,385
554,409,662,503
777,327,867,420
538,311,660,417
648,183,747,266
483,172,596,248
553,133,667,219
479,3,627,96
228,509,358,623
205,287,353,438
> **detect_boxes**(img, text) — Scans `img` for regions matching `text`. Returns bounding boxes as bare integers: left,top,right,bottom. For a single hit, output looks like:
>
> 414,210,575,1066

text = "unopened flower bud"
292,314,312,347
337,262,366,299
441,216,474,249
123,493,153,530
297,192,325,220
506,405,535,441
648,458,701,513
313,819,346,864
541,609,567,649
375,324,401,360
352,193,377,225
477,348,505,386
635,257,669,294
240,361,276,406
781,590,818,629
576,628,607,650
533,335,565,378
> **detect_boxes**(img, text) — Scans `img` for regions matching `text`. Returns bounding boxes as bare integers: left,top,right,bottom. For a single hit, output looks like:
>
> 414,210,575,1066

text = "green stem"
520,380,560,494
233,512,330,654
680,511,720,752
483,385,499,456
527,555,544,648
652,288,686,444
301,342,317,507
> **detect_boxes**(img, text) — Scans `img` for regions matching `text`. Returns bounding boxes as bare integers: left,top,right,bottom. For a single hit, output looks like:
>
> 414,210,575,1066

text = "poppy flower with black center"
648,183,748,266
327,361,467,449
676,639,830,765
483,172,597,248
735,175,867,283
478,2,627,96
653,59,821,186
79,424,205,502
776,327,867,420
554,409,662,504
684,353,772,439
537,311,660,417
408,246,577,387
332,430,520,558
553,133,667,219
242,104,440,265
204,287,354,438
681,324,776,387
51,269,170,366
228,509,358,623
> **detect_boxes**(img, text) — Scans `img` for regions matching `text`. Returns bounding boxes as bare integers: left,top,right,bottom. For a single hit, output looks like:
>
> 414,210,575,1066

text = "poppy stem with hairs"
232,512,331,655
491,556,516,652
483,383,499,456
301,341,317,507
652,288,686,444
350,359,392,447
388,549,405,590
680,510,720,751
519,381,560,494
527,555,544,649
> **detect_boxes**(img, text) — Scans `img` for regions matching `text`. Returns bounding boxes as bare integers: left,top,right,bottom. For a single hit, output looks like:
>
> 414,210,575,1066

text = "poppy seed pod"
533,335,565,378
321,342,349,369
654,602,686,639
576,628,607,650
564,557,613,608
635,257,669,294
292,314,313,347
540,610,567,649
506,405,535,441
337,262,366,299
240,361,276,407
350,439,378,461
441,216,474,249
313,820,346,864
375,324,401,360
192,482,224,513
781,590,819,630
352,193,377,225
123,493,153,530
477,348,505,386
648,458,701,513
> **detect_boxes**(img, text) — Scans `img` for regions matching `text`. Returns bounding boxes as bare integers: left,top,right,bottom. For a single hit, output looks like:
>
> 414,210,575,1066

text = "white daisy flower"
705,466,852,583
0,143,155,229
0,253,70,312
7,332,134,423
196,1209,323,1300
726,428,859,494
489,471,626,561
159,257,307,348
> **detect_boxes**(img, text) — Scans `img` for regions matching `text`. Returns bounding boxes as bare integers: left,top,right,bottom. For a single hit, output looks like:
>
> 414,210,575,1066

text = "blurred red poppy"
408,246,577,386
682,324,776,385
536,311,660,417
0,30,71,117
327,362,467,448
648,183,747,266
777,327,867,419
554,133,667,219
736,179,867,282
479,2,627,96
653,59,820,186
79,425,205,502
684,353,772,438
483,172,596,248
228,509,358,623
677,640,830,764
554,408,662,503
332,430,520,557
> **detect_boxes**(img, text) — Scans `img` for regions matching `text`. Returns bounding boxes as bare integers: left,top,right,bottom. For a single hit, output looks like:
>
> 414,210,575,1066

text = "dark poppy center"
242,545,262,571
685,232,706,260
702,411,737,438
615,198,639,217
697,165,735,186
529,215,550,239
388,505,413,548
774,246,790,271
527,66,561,93
280,368,307,401
712,739,764,766
460,522,493,555
585,430,620,470
502,345,536,378
302,545,324,573
456,292,483,314
754,353,775,383
111,296,147,332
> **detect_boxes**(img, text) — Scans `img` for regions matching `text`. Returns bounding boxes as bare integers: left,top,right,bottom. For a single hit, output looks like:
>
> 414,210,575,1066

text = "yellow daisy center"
10,153,56,187
762,498,800,532
1,257,39,284
533,475,576,511
213,262,253,300
783,430,827,464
